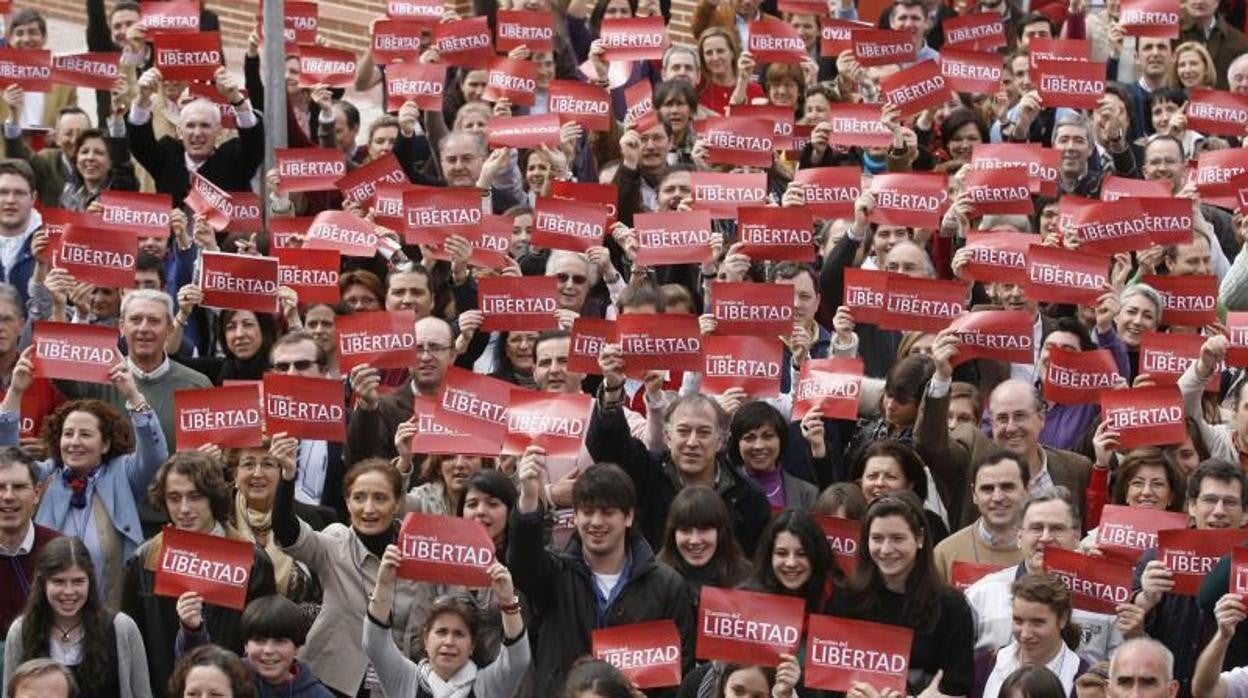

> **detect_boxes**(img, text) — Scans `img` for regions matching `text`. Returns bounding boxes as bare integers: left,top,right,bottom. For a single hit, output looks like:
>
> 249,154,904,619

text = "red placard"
184,82,240,130
429,367,512,454
748,18,807,63
570,318,616,375
154,527,253,610
275,148,346,194
335,152,408,206
1158,528,1248,596
1100,385,1186,449
940,48,1003,94
971,143,1060,197
961,167,1032,217
793,167,861,221
268,217,313,250
477,276,560,332
275,248,340,305
483,57,539,107
816,515,860,576
881,60,953,118
57,225,136,288
533,196,608,253
305,210,379,258
794,358,863,421
487,113,562,149
225,193,262,234
1100,176,1171,202
708,281,795,337
820,18,872,57
951,561,1006,591
397,513,495,586
298,45,357,89
551,181,618,223
198,252,279,314
372,19,425,65
1186,88,1248,138
184,172,234,232
262,374,346,442
434,16,495,69
942,13,1006,50
870,172,949,229
51,52,120,91
548,80,611,132
1042,547,1134,614
960,231,1033,283
282,1,318,43
1043,347,1121,405
141,1,199,32
880,275,967,333
691,172,767,219
851,28,916,67
1025,244,1108,306
1070,198,1151,254
599,16,668,61
1138,332,1216,390
623,80,654,128
702,117,775,169
502,390,593,458
1120,0,1181,37
386,62,446,112
737,206,815,262
805,615,911,694
945,310,1034,364
593,621,682,689
617,313,703,372
1096,505,1190,561
175,384,264,450
152,31,222,81
457,214,512,269
1233,548,1248,595
1141,274,1218,327
1029,37,1093,66
31,322,119,384
99,190,171,237
386,0,443,22
634,209,713,266
403,187,483,246
336,311,417,371
1034,59,1106,110
494,10,554,52
696,587,805,664
1229,311,1248,366
702,336,784,397
842,268,888,326
37,209,94,262
729,103,796,150
825,102,893,149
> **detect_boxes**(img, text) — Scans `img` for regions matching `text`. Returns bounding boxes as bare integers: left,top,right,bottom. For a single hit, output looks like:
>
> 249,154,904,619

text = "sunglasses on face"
273,360,319,372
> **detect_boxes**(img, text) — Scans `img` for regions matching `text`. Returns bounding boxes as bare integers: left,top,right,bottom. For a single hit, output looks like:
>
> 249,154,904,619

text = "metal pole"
261,0,287,203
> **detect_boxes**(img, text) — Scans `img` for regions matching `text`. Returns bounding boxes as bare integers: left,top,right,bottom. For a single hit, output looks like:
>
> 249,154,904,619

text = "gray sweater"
363,613,530,698
3,612,152,698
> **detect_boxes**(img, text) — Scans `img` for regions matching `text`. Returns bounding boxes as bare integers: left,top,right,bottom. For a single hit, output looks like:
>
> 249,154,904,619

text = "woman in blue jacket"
0,347,168,609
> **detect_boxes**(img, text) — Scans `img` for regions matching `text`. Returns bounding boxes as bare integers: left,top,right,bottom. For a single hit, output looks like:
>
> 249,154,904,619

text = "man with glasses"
270,331,348,520
916,333,1092,528
0,161,40,308
1129,460,1246,695
1139,134,1238,265
346,316,454,464
965,487,1130,662
0,447,59,657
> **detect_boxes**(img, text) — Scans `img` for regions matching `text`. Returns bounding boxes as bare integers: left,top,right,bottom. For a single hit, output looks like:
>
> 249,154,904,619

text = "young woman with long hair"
657,485,751,592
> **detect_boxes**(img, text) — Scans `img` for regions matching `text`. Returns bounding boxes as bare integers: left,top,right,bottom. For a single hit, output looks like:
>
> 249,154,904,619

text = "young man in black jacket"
509,462,695,697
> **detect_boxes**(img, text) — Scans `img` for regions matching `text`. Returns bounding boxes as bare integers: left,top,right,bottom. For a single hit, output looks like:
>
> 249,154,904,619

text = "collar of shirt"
129,354,171,381
976,518,1018,549
0,523,35,556
1028,449,1052,493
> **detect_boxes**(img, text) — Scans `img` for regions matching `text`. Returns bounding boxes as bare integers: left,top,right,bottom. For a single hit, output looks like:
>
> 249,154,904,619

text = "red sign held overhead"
961,167,1032,217
386,61,446,112
335,152,408,206
569,318,617,375
51,52,120,91
633,210,714,266
869,173,949,229
305,210,380,258
31,322,120,384
1096,505,1190,562
945,310,1035,364
140,1,200,33
1186,88,1248,137
708,282,795,337
851,28,916,66
842,268,888,326
495,10,555,52
403,188,483,246
477,276,560,333
275,148,346,194
487,113,562,149
825,103,893,149
431,367,514,455
881,60,953,118
335,311,417,372
262,374,347,442
940,47,1003,94
434,16,495,69
372,20,426,65
153,31,222,82
701,336,784,398
736,206,816,262
548,80,612,132
748,18,808,63
99,190,171,238
1142,274,1218,327
56,224,137,289
198,252,279,314
599,16,668,61
960,231,1032,284
617,313,703,372
154,527,253,610
483,57,539,107
702,117,776,169
1034,59,1106,110
532,196,609,253
298,45,357,88
397,513,495,586
942,13,1006,50
692,172,767,219
1119,0,1181,37
794,358,863,421
502,390,593,459
1100,385,1186,449
793,168,862,222
275,248,340,305
971,142,1060,196
1043,347,1121,405
1025,244,1109,306
175,384,264,450
879,275,967,333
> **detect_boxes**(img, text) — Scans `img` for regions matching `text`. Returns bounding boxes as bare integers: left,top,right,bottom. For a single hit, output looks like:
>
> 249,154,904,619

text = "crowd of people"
3,0,1248,696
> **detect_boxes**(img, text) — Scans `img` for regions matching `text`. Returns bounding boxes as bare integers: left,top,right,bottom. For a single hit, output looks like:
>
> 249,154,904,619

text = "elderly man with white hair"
125,64,263,206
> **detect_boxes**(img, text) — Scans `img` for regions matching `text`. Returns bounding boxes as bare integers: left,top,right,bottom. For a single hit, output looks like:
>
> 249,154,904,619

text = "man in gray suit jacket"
914,330,1092,530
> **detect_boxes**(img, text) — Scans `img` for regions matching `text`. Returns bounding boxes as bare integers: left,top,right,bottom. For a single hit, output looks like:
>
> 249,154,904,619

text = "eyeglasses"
555,272,588,285
1197,495,1242,509
273,360,318,372
416,342,452,356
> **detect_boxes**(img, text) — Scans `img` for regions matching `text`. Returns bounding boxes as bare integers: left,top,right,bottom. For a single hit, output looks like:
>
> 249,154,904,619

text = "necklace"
52,621,82,642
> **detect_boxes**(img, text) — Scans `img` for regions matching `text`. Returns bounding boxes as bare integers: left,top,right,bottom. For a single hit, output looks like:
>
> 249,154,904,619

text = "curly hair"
148,452,234,524
168,645,257,698
40,399,135,467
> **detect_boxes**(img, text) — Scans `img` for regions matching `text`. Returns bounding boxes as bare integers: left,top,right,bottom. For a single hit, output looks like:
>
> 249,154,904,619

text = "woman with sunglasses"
826,492,974,697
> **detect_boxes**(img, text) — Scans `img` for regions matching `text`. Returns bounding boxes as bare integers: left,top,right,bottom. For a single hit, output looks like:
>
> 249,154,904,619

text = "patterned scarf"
61,467,100,509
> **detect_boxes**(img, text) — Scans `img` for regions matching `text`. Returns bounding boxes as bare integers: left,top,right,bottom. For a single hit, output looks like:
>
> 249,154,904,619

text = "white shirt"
18,91,44,129
295,439,329,506
0,522,34,556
